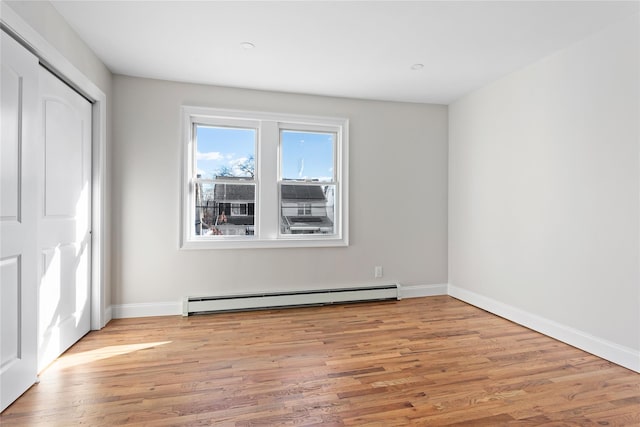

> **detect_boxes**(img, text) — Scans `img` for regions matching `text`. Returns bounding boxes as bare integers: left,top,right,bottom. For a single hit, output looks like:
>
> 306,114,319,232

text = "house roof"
213,183,255,202
213,183,327,203
281,184,326,201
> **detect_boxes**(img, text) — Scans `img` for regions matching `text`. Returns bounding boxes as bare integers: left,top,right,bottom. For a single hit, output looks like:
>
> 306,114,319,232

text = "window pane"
281,130,334,182
297,203,312,216
195,181,255,236
280,184,335,235
196,125,255,179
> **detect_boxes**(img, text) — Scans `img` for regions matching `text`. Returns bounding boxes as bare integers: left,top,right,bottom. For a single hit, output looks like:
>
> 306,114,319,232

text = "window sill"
180,236,348,250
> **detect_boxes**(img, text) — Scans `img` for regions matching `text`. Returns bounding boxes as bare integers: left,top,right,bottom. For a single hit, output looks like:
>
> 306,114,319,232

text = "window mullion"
257,121,279,239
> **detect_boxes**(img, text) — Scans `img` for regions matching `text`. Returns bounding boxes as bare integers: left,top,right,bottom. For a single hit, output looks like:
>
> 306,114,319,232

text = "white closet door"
0,31,39,412
37,66,92,372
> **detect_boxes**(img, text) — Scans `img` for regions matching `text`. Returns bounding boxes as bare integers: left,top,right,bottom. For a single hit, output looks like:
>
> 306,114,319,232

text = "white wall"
449,14,639,370
111,76,448,310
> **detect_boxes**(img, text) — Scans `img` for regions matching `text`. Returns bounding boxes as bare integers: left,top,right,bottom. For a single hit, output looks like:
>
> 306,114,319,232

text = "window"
297,203,312,216
280,129,337,235
231,203,248,216
181,106,348,249
193,125,256,236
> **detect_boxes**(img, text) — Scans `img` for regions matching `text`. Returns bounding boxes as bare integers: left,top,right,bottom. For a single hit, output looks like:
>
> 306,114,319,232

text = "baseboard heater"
182,283,400,316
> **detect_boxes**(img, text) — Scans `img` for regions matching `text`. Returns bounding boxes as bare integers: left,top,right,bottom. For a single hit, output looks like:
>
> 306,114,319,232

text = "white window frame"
180,106,349,249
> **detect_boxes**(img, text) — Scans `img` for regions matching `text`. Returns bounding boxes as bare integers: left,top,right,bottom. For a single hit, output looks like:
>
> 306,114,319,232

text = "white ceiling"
51,1,638,105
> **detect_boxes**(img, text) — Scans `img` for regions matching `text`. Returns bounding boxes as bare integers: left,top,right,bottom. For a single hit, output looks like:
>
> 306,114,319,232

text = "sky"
196,126,255,179
196,125,334,181
281,130,334,181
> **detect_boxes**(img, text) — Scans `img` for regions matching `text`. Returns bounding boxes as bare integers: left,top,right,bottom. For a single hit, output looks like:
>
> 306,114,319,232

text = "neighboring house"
195,178,255,236
280,184,334,234
212,182,255,234
195,180,333,236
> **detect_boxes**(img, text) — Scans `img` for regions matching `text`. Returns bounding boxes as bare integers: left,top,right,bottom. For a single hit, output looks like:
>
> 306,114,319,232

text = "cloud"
196,151,223,161
229,156,248,165
228,156,254,177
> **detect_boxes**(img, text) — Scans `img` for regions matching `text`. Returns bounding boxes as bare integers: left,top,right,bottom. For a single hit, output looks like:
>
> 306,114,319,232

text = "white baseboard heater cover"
183,283,400,316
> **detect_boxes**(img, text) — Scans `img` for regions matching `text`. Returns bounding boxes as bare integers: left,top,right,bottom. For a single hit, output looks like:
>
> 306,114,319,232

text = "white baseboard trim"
399,283,448,299
111,301,182,319
448,284,640,373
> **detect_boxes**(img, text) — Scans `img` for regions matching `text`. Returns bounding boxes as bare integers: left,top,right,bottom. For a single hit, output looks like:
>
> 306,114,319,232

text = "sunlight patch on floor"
48,341,172,370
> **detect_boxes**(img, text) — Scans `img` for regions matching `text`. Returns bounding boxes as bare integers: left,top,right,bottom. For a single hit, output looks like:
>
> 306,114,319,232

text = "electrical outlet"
374,266,383,278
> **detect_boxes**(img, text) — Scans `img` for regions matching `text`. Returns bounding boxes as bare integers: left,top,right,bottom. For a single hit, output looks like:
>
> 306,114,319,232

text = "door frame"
1,4,108,330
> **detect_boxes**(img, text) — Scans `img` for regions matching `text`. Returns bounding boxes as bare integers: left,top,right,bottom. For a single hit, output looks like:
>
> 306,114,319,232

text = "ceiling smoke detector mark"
410,63,424,71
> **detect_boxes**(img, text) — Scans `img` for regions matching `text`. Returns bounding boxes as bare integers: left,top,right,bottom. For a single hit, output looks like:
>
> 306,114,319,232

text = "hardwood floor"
2,296,639,426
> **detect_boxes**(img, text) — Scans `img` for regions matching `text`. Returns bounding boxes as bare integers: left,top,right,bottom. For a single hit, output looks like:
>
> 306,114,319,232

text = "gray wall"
449,14,639,354
112,75,448,306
